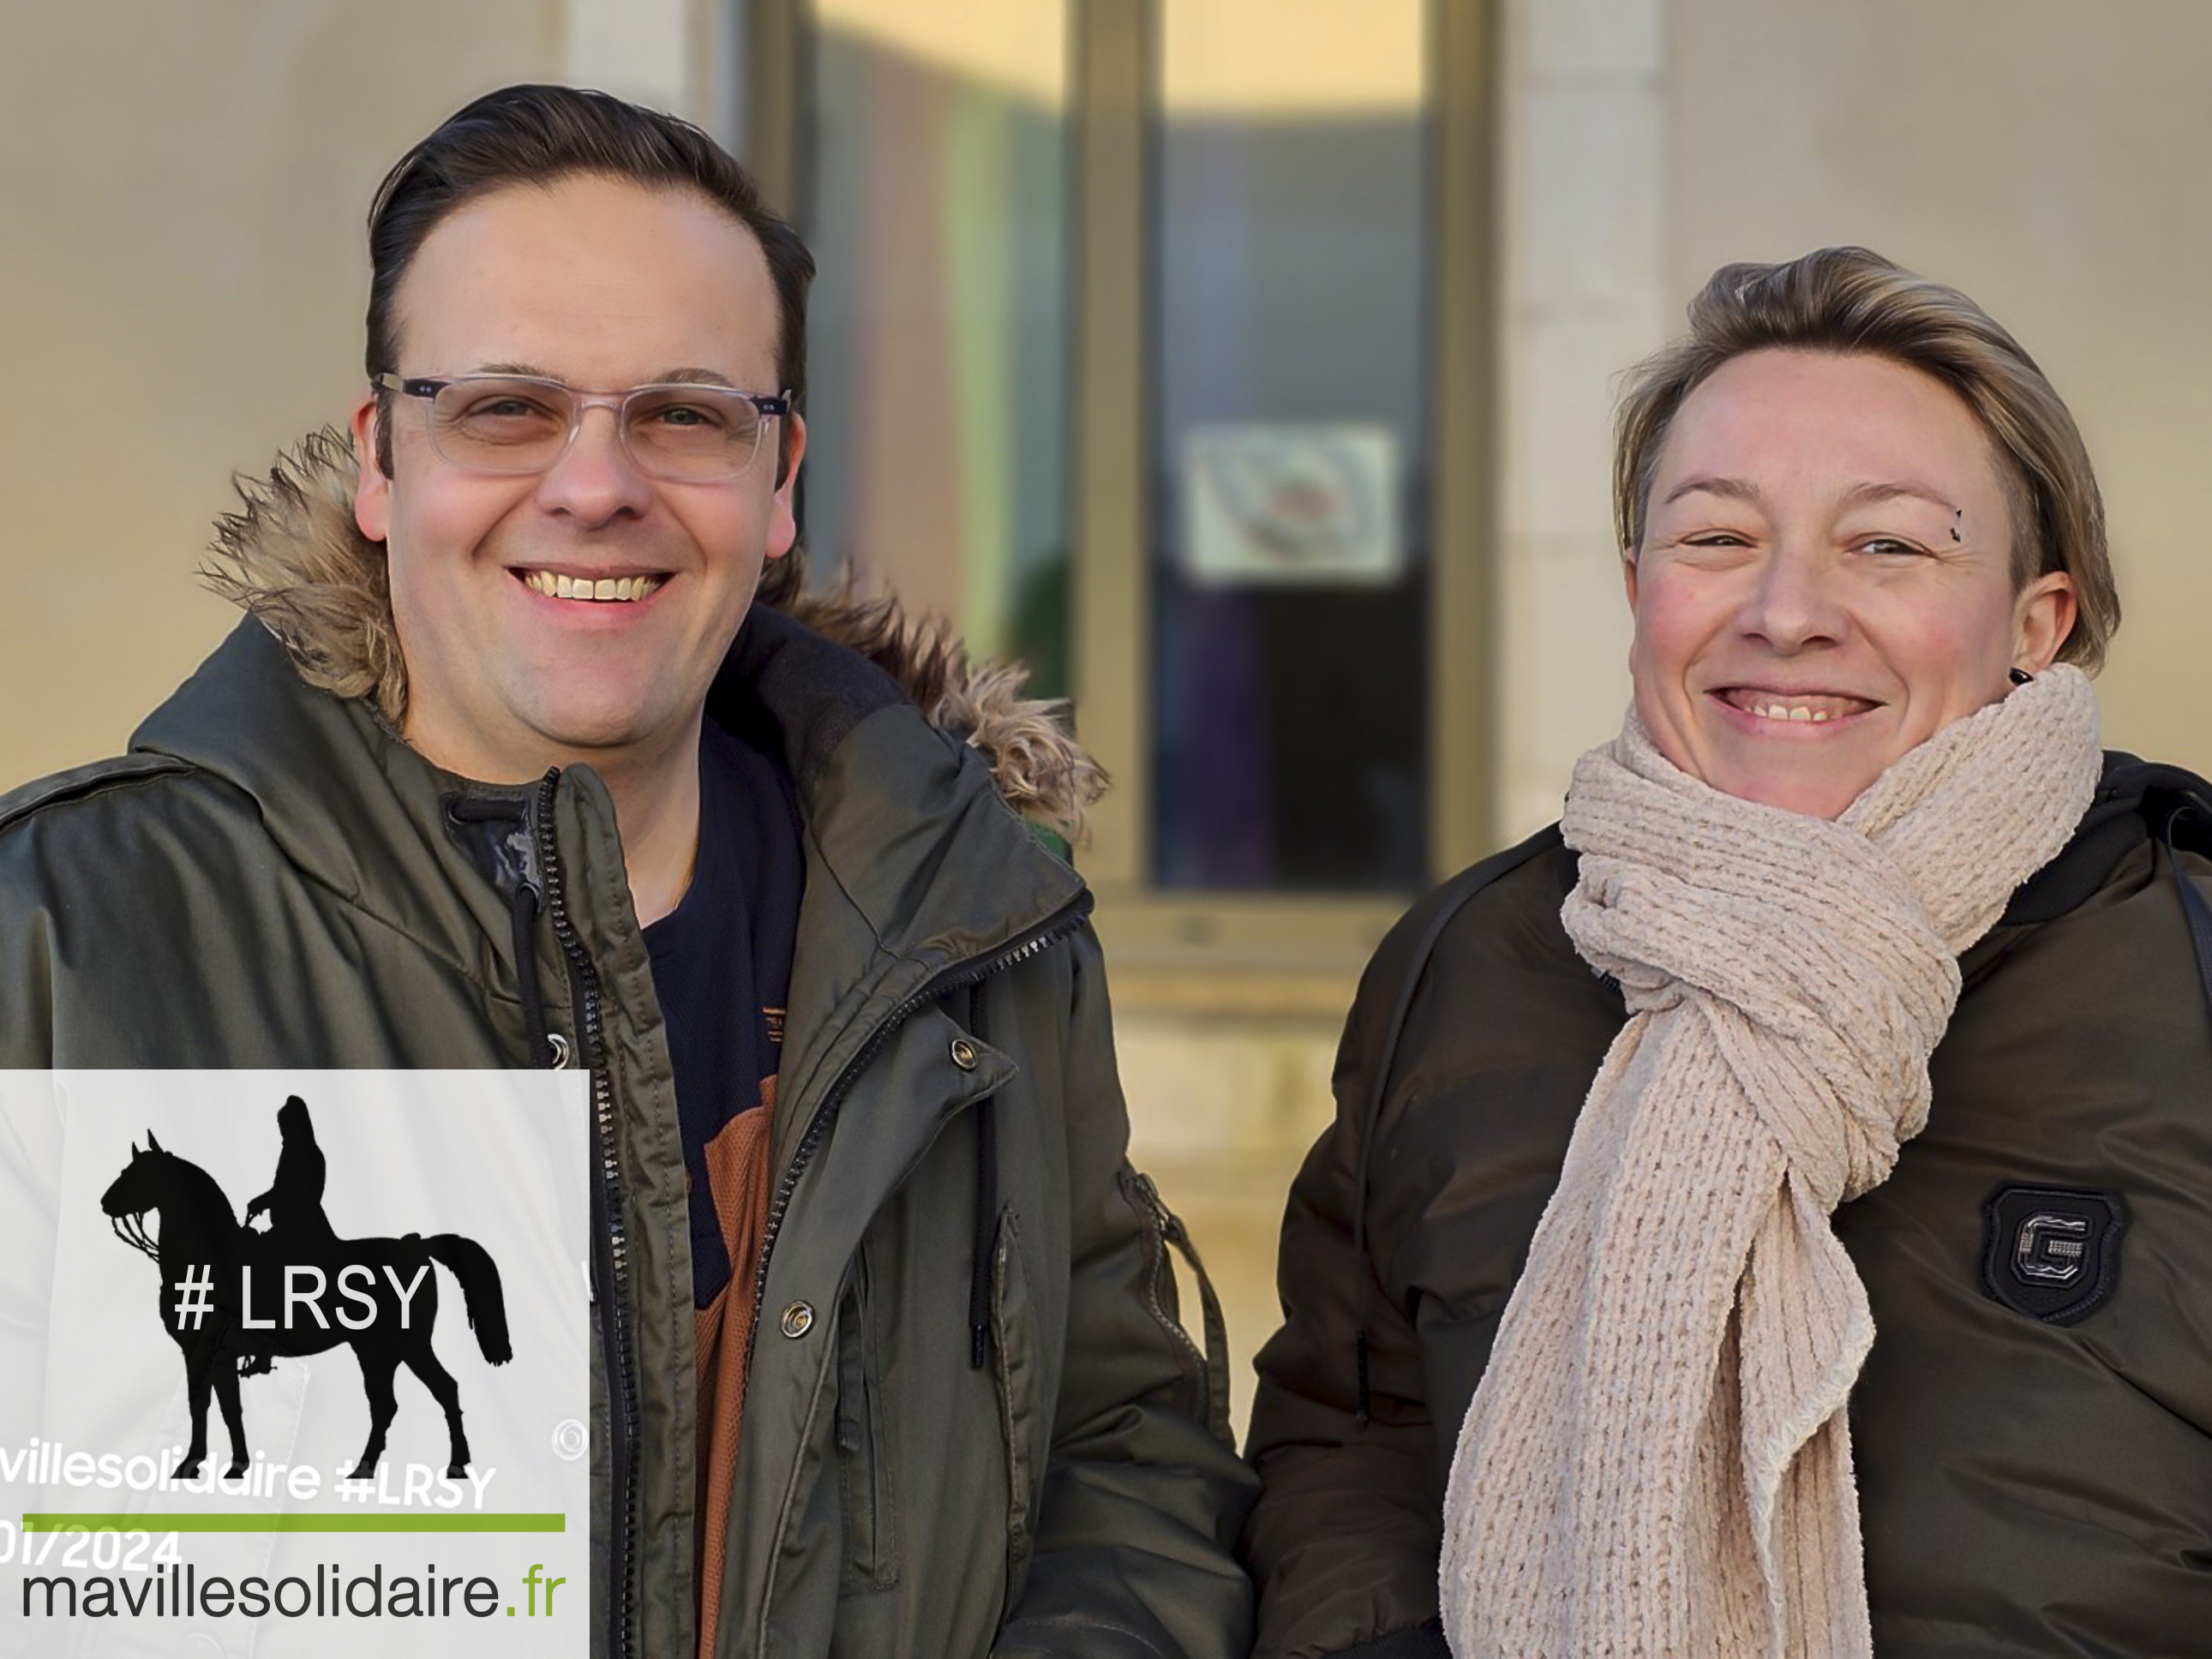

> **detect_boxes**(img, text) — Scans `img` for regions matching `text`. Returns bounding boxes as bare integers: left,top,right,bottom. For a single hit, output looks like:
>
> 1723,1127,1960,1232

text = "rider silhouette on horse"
238,1094,335,1375
243,1094,337,1245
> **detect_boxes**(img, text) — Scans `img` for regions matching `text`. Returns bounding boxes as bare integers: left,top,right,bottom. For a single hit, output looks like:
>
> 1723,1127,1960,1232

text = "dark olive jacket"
0,445,1256,1658
1245,755,2212,1659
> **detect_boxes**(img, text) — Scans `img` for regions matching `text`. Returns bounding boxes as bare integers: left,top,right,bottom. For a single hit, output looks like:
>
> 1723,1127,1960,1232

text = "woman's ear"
2014,570,2077,672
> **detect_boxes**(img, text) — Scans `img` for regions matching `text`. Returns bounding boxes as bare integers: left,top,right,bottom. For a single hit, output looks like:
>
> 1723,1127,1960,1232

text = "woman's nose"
1737,546,1846,651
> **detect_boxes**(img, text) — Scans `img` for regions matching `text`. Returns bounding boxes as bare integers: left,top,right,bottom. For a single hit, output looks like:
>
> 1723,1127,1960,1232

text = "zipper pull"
1133,1169,1187,1247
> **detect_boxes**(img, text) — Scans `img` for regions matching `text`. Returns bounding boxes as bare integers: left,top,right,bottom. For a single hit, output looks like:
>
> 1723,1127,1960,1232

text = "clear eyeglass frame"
374,372,792,482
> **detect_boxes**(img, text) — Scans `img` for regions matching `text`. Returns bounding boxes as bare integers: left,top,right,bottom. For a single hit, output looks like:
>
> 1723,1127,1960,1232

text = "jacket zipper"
532,770,638,1659
743,890,1094,1381
531,760,1088,1654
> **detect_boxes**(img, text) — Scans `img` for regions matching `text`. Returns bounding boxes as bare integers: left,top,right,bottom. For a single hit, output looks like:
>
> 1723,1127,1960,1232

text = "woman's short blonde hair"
1613,246,2119,670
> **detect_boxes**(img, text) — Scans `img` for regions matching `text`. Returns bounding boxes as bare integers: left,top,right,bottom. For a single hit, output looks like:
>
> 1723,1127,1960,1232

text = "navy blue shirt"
642,717,804,1308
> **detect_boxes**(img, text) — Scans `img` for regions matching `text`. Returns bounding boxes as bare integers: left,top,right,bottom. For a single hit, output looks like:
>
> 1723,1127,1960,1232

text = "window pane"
802,0,1072,695
1151,0,1430,891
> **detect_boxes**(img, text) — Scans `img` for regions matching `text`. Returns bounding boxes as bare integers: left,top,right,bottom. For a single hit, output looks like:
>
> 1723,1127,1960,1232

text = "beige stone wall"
1493,0,1665,841
1113,992,1345,1434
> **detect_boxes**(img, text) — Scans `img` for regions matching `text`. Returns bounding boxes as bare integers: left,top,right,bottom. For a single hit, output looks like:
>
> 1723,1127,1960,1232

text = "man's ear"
350,392,390,543
765,412,806,562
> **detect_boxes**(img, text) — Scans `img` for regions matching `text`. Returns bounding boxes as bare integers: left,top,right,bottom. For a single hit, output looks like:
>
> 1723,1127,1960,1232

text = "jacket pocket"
1118,1163,1234,1446
835,1243,898,1591
988,1207,1040,1615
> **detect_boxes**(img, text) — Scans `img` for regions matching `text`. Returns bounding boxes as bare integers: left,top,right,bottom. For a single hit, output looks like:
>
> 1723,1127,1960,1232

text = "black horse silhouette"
100,1126,512,1482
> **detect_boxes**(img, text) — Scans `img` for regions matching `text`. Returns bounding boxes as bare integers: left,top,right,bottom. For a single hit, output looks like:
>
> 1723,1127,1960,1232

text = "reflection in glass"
1152,0,1431,891
801,0,1072,694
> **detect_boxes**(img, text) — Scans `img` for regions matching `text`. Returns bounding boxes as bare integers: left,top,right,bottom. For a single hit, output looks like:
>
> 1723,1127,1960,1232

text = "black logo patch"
1981,1185,2127,1326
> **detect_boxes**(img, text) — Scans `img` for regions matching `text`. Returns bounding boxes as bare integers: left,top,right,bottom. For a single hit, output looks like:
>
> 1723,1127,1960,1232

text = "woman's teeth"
520,571,663,602
1723,689,1868,723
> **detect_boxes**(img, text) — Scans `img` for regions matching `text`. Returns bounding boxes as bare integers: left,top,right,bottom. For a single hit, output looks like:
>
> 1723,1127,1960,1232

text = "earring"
2008,667,2034,686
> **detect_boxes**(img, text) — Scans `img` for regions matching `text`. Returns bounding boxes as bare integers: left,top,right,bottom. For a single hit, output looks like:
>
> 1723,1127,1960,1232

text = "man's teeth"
521,572,663,602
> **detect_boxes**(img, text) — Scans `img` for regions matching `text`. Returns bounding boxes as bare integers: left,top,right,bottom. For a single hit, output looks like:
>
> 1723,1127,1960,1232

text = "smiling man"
351,169,800,925
0,85,1254,1657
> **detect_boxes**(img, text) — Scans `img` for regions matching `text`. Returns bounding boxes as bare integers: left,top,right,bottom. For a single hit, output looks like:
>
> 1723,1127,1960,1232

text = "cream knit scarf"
1440,667,2101,1658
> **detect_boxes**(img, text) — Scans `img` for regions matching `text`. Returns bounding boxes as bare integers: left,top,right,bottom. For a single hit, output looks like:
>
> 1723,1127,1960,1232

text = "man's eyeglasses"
375,373,791,482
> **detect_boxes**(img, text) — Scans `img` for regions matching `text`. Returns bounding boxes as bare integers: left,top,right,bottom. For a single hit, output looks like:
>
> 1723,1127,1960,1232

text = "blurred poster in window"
1151,0,1430,893
1183,423,1404,587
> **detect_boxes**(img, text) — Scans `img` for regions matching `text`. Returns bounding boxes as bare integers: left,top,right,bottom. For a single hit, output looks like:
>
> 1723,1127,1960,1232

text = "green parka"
1246,757,2212,1659
0,439,1256,1657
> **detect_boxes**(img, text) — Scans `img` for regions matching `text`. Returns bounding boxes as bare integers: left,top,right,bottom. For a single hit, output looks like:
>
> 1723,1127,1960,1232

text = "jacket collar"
132,432,1098,1015
129,619,533,979
1996,750,2212,925
197,427,1104,841
713,602,1084,966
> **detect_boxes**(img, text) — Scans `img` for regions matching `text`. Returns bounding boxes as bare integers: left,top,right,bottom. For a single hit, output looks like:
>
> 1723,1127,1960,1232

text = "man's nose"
534,404,653,524
1737,544,1846,652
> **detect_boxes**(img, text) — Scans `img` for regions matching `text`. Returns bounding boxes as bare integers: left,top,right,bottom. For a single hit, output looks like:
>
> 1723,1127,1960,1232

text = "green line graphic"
23,1512,564,1533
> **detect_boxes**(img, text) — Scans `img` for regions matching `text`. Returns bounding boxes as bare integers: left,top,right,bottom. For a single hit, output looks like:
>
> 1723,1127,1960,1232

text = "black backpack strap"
1350,824,1565,1427
2159,800,2212,1024
1124,1168,1234,1446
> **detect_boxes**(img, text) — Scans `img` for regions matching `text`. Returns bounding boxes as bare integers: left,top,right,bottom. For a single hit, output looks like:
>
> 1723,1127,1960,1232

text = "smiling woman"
1244,248,2212,1659
1625,348,2075,818
1613,249,2116,821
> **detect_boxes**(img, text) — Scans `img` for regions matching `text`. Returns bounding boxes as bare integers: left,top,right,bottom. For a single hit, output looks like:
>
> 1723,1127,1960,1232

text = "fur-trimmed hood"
201,428,1104,841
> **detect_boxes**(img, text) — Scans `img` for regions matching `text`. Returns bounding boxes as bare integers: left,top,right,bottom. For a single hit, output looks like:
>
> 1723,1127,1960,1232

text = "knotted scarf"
1440,667,2102,1657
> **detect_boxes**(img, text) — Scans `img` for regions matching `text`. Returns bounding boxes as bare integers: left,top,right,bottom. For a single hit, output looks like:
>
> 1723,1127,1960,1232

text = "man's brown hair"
363,83,812,484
